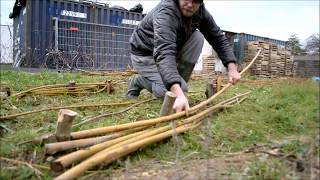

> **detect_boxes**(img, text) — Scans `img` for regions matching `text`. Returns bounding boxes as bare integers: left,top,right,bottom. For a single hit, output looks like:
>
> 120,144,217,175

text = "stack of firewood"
202,54,217,78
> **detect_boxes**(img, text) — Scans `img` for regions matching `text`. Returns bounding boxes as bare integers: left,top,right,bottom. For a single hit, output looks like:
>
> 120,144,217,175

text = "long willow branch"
45,126,147,155
0,101,137,121
11,82,112,98
72,98,156,128
51,129,151,172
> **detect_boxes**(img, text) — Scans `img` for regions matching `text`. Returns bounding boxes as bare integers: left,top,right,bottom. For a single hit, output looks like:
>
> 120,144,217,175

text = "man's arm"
228,63,241,84
153,6,181,90
199,7,241,83
153,5,190,113
170,83,190,113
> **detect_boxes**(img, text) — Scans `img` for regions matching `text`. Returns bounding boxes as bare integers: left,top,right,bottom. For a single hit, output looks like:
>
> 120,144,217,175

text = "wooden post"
159,91,177,116
55,109,77,141
0,85,11,100
216,75,224,93
205,82,215,99
0,85,11,96
106,80,114,94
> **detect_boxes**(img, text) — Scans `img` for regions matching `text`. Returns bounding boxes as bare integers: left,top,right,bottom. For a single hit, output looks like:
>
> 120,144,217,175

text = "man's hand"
170,84,190,115
227,63,241,84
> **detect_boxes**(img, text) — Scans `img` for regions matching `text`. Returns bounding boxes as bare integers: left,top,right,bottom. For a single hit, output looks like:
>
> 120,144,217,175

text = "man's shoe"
126,76,141,98
126,92,139,99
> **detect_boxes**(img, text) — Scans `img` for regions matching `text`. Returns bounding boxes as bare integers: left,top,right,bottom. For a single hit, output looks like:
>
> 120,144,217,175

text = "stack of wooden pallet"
244,41,294,78
202,55,216,76
245,41,266,77
202,54,218,84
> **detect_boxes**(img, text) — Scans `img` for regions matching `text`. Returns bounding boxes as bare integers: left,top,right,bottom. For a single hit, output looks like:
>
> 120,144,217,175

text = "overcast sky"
1,0,319,42
103,0,319,42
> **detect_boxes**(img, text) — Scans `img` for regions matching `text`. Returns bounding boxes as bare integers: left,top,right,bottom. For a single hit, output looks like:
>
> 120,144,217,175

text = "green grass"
0,70,319,179
245,156,294,180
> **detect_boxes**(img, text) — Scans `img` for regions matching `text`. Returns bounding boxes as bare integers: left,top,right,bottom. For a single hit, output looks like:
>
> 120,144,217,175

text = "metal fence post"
53,17,59,52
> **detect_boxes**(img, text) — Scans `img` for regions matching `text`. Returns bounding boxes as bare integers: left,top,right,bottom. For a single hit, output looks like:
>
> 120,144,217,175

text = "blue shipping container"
10,0,144,70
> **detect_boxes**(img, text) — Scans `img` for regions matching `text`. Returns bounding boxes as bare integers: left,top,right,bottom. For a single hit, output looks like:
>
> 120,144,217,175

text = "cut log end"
58,109,77,121
51,161,64,172
159,91,177,116
56,109,77,141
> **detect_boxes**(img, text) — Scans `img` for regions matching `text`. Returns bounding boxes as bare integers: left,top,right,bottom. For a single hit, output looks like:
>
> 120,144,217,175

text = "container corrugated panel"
13,0,144,69
12,5,26,67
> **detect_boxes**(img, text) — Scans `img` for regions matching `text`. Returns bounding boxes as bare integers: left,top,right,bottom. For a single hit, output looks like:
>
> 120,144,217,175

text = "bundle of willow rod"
51,92,249,180
50,50,261,179
11,80,116,98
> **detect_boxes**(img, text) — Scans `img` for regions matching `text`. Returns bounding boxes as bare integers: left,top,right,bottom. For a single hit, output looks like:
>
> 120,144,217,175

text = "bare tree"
287,34,306,55
305,33,319,55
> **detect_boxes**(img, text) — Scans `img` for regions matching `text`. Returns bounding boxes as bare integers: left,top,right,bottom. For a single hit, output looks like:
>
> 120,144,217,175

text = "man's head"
179,0,203,17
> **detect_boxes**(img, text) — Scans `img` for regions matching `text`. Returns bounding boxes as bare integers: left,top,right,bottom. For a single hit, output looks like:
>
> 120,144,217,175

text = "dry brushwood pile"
10,80,115,98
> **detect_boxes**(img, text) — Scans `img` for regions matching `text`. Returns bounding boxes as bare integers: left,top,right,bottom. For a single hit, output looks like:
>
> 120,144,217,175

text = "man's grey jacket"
130,0,237,90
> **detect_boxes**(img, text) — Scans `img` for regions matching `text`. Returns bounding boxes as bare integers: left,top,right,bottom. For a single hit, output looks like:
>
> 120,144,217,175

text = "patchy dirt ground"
83,151,319,180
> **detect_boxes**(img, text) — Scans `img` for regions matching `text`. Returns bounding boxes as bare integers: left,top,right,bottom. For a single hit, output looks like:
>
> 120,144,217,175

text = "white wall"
194,39,212,71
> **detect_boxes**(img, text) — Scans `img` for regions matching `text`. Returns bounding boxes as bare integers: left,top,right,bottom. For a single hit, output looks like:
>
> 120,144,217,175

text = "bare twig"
72,98,156,127
0,156,49,170
0,101,136,120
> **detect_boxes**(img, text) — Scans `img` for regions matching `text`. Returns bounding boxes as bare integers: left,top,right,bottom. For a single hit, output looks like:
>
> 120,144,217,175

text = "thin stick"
0,101,137,120
0,157,49,170
11,82,111,97
72,98,156,127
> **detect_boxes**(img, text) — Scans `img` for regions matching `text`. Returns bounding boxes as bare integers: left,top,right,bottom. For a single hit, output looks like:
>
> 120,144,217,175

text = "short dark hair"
193,0,203,4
